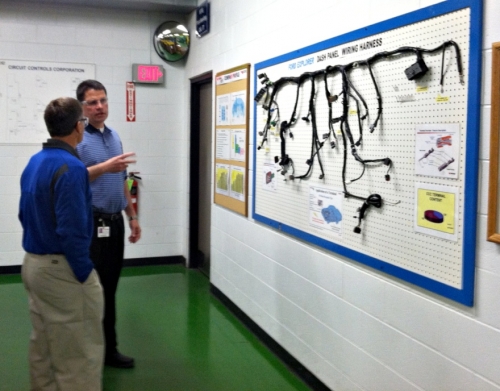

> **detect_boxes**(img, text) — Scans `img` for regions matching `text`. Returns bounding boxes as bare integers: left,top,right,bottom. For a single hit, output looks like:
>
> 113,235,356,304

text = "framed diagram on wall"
214,64,251,216
0,60,95,144
252,0,482,306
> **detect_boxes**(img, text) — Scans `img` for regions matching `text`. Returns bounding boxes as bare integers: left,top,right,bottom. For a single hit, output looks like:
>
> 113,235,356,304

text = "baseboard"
123,255,185,267
0,256,185,275
0,265,21,275
210,284,332,391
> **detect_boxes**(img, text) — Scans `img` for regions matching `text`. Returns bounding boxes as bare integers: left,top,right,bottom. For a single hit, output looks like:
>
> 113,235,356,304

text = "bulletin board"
252,0,482,306
214,64,250,216
0,60,95,144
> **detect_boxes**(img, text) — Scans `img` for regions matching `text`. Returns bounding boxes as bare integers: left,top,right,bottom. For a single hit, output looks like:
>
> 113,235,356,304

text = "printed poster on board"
415,182,458,241
309,186,343,237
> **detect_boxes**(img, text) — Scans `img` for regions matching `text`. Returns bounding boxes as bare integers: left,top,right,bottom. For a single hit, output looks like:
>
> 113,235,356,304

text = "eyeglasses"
78,117,89,126
81,97,108,107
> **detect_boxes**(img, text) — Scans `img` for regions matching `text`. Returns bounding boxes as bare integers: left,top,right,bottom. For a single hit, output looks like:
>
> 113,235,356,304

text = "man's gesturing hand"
104,152,136,173
87,152,136,181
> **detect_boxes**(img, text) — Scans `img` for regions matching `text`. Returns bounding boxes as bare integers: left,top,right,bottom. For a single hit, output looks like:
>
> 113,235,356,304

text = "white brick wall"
3,0,500,389
0,2,188,266
186,0,500,389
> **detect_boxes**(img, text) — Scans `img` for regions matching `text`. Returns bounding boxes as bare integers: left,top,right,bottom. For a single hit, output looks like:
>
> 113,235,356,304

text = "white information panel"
253,1,482,306
0,60,95,144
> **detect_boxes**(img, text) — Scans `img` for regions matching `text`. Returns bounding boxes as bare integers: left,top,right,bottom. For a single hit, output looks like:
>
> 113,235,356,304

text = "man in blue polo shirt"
76,80,141,369
19,97,104,391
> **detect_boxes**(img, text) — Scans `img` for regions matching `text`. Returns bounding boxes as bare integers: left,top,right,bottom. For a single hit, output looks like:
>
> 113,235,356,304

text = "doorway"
189,72,213,275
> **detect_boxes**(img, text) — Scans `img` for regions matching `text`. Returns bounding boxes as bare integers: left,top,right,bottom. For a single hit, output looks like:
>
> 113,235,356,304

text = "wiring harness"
255,41,464,233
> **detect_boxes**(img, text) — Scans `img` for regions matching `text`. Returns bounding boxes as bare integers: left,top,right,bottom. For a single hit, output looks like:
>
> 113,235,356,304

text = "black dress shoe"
105,352,135,368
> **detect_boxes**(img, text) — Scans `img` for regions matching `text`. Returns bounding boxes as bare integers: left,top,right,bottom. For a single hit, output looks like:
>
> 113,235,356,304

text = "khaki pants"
22,253,104,391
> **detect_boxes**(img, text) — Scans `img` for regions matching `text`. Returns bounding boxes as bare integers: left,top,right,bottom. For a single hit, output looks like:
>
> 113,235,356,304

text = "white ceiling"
13,0,198,13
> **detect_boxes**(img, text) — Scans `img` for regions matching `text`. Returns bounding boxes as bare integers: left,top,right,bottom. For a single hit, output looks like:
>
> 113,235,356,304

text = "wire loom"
256,41,464,233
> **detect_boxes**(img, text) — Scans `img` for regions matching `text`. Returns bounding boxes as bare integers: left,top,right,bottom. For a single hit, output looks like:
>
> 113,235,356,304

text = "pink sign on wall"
132,64,165,84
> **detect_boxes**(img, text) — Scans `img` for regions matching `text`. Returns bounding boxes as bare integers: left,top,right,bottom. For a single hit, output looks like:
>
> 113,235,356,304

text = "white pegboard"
253,3,481,305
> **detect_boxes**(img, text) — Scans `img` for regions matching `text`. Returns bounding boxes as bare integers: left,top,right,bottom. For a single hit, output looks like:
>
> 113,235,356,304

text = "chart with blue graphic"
309,186,343,236
216,93,230,125
230,91,246,125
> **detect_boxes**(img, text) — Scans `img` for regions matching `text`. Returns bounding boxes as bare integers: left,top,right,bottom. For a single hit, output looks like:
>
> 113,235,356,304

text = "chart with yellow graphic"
215,164,230,196
230,166,245,201
415,183,458,241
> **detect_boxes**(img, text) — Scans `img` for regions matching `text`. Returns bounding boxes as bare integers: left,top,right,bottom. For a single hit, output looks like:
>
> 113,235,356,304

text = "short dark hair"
44,97,82,137
76,79,107,102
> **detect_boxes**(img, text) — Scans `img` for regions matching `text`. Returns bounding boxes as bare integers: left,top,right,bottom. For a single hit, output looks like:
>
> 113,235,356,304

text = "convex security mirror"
153,21,190,62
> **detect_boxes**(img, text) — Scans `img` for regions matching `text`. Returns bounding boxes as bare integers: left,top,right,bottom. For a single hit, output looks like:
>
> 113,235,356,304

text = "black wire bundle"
256,40,464,232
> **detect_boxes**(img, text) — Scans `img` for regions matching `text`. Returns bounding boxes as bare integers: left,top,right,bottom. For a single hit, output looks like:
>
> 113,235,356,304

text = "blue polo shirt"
19,139,94,283
76,124,127,214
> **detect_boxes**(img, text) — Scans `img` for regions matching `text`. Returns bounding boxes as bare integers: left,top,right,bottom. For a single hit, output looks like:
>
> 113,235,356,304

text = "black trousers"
90,214,125,357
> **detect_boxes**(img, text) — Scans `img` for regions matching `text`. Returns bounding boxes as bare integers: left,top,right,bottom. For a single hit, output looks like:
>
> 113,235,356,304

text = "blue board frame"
252,0,483,306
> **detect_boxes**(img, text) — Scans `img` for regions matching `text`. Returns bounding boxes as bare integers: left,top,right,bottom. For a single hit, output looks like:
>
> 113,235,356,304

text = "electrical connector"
404,56,429,80
258,73,270,85
254,87,267,104
327,93,338,103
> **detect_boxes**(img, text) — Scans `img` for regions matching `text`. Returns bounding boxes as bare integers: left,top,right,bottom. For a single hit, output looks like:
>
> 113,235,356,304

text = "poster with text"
262,163,277,191
415,124,460,179
415,182,458,241
231,129,246,161
309,186,343,236
216,94,230,126
216,129,231,160
230,90,246,125
0,60,95,144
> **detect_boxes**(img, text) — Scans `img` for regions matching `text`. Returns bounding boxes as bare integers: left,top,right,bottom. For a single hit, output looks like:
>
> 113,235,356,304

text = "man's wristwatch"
129,216,138,221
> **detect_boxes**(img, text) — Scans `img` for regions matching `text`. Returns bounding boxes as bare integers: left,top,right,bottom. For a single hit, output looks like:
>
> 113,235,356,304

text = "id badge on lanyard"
97,218,111,238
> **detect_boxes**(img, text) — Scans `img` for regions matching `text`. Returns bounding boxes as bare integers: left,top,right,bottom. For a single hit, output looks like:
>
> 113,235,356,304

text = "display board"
252,0,482,306
0,60,95,144
214,64,250,216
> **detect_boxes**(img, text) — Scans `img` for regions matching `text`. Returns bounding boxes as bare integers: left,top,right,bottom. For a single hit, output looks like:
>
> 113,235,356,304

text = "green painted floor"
0,265,310,391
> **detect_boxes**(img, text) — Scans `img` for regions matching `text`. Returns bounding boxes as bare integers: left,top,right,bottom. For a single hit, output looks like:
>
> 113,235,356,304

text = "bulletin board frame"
252,0,483,306
214,64,251,216
487,42,500,243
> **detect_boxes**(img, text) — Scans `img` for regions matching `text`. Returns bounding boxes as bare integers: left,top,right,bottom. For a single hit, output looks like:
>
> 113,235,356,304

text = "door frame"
188,71,213,268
